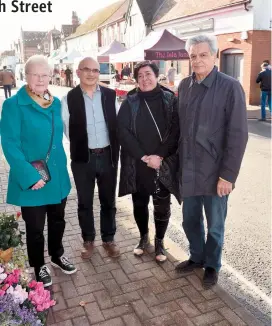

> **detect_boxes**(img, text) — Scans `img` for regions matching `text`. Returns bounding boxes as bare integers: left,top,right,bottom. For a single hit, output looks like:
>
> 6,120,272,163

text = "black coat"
117,86,180,203
256,69,271,91
178,66,248,197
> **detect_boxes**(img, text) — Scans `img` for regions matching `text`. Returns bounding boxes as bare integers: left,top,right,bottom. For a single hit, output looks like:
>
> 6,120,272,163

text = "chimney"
72,11,79,26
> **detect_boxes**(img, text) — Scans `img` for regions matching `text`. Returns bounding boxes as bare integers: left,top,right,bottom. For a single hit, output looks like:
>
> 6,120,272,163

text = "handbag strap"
45,112,54,163
144,99,162,142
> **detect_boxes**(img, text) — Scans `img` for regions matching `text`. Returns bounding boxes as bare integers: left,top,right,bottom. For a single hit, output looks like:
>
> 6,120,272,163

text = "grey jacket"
178,66,248,197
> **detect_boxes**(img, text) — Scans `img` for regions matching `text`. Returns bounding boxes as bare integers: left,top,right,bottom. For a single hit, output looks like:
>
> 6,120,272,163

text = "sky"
0,0,120,52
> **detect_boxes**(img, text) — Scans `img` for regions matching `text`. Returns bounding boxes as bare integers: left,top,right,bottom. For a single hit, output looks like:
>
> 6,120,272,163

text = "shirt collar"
80,84,100,95
190,66,218,88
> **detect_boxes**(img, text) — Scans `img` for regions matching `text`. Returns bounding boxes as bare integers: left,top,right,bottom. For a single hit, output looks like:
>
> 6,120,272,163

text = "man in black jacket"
256,63,271,121
61,57,120,259
176,35,248,289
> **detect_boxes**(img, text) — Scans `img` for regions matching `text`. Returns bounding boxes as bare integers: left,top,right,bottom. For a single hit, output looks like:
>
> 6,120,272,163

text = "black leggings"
132,184,171,239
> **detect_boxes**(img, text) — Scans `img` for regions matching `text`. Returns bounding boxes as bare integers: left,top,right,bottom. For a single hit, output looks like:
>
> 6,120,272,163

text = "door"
222,53,244,83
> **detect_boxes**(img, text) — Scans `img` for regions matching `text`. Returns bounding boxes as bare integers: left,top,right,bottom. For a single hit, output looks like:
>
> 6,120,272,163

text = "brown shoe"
102,241,120,258
81,241,94,259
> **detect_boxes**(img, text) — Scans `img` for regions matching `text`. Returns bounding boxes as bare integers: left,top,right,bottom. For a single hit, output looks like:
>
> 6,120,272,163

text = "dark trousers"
21,198,67,268
4,85,12,99
71,149,117,243
132,184,171,240
182,195,228,272
66,77,71,87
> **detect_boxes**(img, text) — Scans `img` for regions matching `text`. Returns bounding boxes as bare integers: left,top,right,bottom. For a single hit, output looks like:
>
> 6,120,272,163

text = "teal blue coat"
1,86,71,207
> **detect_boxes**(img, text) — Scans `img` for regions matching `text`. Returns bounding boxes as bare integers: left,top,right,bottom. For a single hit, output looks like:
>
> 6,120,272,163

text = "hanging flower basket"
0,248,13,263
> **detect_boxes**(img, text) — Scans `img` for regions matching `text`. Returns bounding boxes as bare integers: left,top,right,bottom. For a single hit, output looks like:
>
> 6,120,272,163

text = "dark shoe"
258,118,266,121
38,265,52,287
155,237,167,263
175,259,204,273
81,241,95,259
103,241,120,257
203,267,218,289
51,256,77,275
134,233,150,256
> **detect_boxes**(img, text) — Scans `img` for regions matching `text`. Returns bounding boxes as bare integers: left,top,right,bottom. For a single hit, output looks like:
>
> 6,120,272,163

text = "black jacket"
67,85,119,167
256,69,271,91
178,66,248,197
117,85,180,203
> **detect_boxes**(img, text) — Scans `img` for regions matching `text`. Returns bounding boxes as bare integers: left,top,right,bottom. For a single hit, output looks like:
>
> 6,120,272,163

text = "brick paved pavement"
0,149,264,326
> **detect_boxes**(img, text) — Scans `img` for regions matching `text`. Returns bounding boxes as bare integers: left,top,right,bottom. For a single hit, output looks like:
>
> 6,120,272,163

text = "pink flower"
28,286,56,312
0,289,5,296
28,280,37,288
1,284,9,291
16,212,22,218
4,269,20,285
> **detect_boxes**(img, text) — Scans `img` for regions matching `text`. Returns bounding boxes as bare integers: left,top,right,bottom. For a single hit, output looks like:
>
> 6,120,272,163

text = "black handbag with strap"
30,112,54,183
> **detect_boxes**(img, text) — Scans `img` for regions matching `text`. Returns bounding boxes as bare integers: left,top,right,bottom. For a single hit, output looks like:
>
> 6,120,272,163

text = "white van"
72,57,115,87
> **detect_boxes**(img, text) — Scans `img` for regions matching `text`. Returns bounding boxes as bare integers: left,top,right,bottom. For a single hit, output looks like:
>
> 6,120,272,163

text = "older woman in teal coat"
1,55,77,287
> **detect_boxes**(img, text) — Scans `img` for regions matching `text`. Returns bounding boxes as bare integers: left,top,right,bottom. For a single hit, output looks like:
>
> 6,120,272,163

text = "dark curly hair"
134,61,159,81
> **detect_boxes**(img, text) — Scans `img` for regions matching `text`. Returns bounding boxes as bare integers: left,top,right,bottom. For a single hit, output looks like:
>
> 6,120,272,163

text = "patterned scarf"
26,85,54,109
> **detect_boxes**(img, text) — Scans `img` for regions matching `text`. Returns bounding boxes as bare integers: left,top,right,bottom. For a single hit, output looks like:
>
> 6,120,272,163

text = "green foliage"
0,213,24,251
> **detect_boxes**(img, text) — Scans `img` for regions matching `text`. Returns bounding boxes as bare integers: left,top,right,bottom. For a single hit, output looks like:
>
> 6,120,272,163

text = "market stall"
110,29,188,98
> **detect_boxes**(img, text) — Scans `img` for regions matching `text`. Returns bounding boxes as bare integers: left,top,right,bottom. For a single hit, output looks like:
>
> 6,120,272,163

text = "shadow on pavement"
248,120,271,139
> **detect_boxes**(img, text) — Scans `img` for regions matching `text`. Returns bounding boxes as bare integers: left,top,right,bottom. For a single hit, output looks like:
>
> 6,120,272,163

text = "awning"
145,29,188,60
60,49,83,64
110,29,188,63
97,40,126,63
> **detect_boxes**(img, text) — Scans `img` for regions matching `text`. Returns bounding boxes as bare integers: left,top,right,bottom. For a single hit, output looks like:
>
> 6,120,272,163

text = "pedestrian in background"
176,34,248,288
117,61,180,263
62,57,120,259
0,66,15,99
0,55,76,287
167,62,176,86
256,62,271,121
65,66,72,87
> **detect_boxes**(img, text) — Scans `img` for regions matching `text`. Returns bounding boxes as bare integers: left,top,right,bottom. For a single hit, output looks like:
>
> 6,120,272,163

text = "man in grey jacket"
176,34,248,289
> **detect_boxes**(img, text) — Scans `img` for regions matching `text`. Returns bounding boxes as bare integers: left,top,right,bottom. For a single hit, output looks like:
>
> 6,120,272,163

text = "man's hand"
217,178,232,197
32,179,46,190
146,155,162,170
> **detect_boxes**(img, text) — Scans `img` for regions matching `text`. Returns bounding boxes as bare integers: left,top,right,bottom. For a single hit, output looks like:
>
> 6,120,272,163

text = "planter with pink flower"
0,211,56,325
0,265,56,325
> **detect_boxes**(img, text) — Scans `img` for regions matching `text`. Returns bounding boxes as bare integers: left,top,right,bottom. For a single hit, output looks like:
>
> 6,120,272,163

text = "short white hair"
25,55,52,73
185,34,218,55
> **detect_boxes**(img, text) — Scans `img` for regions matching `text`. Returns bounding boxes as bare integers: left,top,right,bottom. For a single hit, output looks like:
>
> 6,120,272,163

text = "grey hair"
25,55,52,73
185,34,218,55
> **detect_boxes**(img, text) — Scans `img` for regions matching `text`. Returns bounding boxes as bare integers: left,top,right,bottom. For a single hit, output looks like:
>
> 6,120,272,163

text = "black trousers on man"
4,85,12,99
71,148,117,243
21,198,67,268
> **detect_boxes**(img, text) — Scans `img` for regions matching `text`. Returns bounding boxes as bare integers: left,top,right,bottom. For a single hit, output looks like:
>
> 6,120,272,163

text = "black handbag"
30,112,54,183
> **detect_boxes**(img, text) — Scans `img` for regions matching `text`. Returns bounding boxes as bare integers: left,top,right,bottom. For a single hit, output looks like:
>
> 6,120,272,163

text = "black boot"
155,237,167,263
134,233,149,256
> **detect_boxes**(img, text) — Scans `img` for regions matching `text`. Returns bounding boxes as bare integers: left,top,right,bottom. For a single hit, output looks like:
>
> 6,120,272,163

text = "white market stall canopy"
97,40,127,63
110,29,188,63
60,49,83,64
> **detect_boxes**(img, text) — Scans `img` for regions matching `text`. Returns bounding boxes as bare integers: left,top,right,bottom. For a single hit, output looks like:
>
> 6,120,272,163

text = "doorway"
221,49,244,84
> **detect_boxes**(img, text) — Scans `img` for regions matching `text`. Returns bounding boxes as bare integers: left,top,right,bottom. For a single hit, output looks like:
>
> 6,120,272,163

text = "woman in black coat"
117,61,180,263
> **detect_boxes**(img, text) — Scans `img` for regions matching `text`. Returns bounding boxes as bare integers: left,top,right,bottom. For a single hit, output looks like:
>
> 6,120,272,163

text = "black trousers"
4,85,12,99
21,198,67,268
132,184,171,240
71,149,117,243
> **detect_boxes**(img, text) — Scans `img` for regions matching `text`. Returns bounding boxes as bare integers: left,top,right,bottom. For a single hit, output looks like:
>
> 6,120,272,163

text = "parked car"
0,69,16,88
